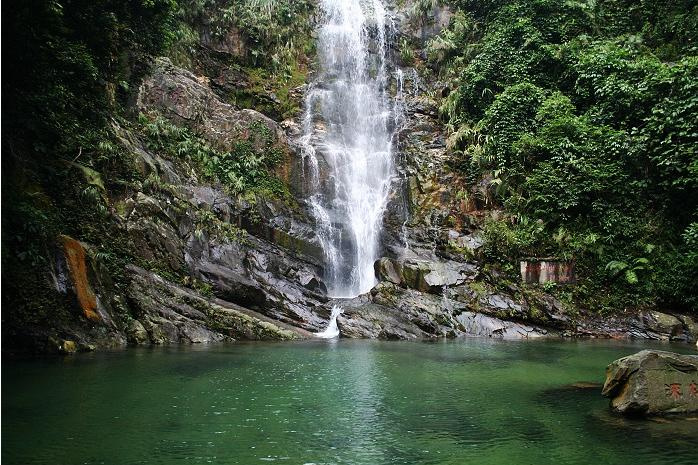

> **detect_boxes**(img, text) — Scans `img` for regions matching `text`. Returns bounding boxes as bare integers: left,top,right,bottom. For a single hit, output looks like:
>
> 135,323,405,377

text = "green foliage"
480,216,546,264
218,0,315,72
139,113,287,197
4,0,179,158
435,0,698,313
479,83,546,173
2,194,59,267
427,11,479,71
399,38,417,66
194,209,246,244
188,277,214,297
636,56,698,212
230,64,309,120
568,38,672,127
166,1,315,118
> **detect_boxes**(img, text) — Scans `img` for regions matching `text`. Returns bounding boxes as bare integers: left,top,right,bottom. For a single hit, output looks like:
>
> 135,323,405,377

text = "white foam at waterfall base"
314,306,343,339
299,0,398,298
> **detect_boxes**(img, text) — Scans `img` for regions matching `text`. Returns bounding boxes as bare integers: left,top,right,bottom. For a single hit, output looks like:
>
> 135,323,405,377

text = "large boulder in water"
602,350,698,415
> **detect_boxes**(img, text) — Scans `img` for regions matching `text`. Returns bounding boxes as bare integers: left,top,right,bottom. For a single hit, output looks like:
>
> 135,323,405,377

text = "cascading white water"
300,0,397,298
314,306,344,338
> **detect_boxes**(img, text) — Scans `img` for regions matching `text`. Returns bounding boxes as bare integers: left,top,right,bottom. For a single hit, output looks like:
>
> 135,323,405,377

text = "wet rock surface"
335,279,555,340
602,350,698,416
571,311,697,341
127,265,307,342
375,256,478,293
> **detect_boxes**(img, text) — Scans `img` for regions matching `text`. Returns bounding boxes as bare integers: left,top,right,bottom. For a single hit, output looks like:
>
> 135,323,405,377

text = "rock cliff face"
29,52,334,351
137,58,288,155
9,1,696,353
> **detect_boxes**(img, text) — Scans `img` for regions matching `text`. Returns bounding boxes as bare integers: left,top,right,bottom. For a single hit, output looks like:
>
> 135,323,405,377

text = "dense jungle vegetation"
424,0,698,313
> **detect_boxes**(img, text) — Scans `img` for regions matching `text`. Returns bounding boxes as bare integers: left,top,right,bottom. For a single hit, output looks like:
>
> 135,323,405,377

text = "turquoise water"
3,339,697,465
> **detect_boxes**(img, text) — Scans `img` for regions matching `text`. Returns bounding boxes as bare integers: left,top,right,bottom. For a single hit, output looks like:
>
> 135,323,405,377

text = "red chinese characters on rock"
689,382,697,398
665,383,683,400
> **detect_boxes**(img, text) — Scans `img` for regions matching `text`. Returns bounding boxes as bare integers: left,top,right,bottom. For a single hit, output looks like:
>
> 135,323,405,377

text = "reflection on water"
2,339,697,465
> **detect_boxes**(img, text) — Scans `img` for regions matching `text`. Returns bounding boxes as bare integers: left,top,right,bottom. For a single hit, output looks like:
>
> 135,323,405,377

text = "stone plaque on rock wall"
520,259,575,284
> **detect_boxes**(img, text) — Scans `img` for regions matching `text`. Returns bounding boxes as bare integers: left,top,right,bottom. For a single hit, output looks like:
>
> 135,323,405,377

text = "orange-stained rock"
60,235,100,321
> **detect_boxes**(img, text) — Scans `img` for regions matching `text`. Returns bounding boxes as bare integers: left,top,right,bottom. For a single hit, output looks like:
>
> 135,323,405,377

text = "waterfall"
315,306,344,339
300,0,397,298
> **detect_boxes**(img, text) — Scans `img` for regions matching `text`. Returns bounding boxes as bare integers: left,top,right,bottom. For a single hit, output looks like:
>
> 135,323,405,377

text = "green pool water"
3,338,697,465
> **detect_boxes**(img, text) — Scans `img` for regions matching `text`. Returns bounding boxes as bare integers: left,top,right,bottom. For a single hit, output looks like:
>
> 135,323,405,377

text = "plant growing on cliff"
218,0,314,72
139,113,287,197
194,209,247,244
399,38,416,66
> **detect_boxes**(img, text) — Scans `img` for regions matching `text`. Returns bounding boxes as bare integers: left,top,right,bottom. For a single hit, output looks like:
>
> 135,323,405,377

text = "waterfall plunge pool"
3,339,697,465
